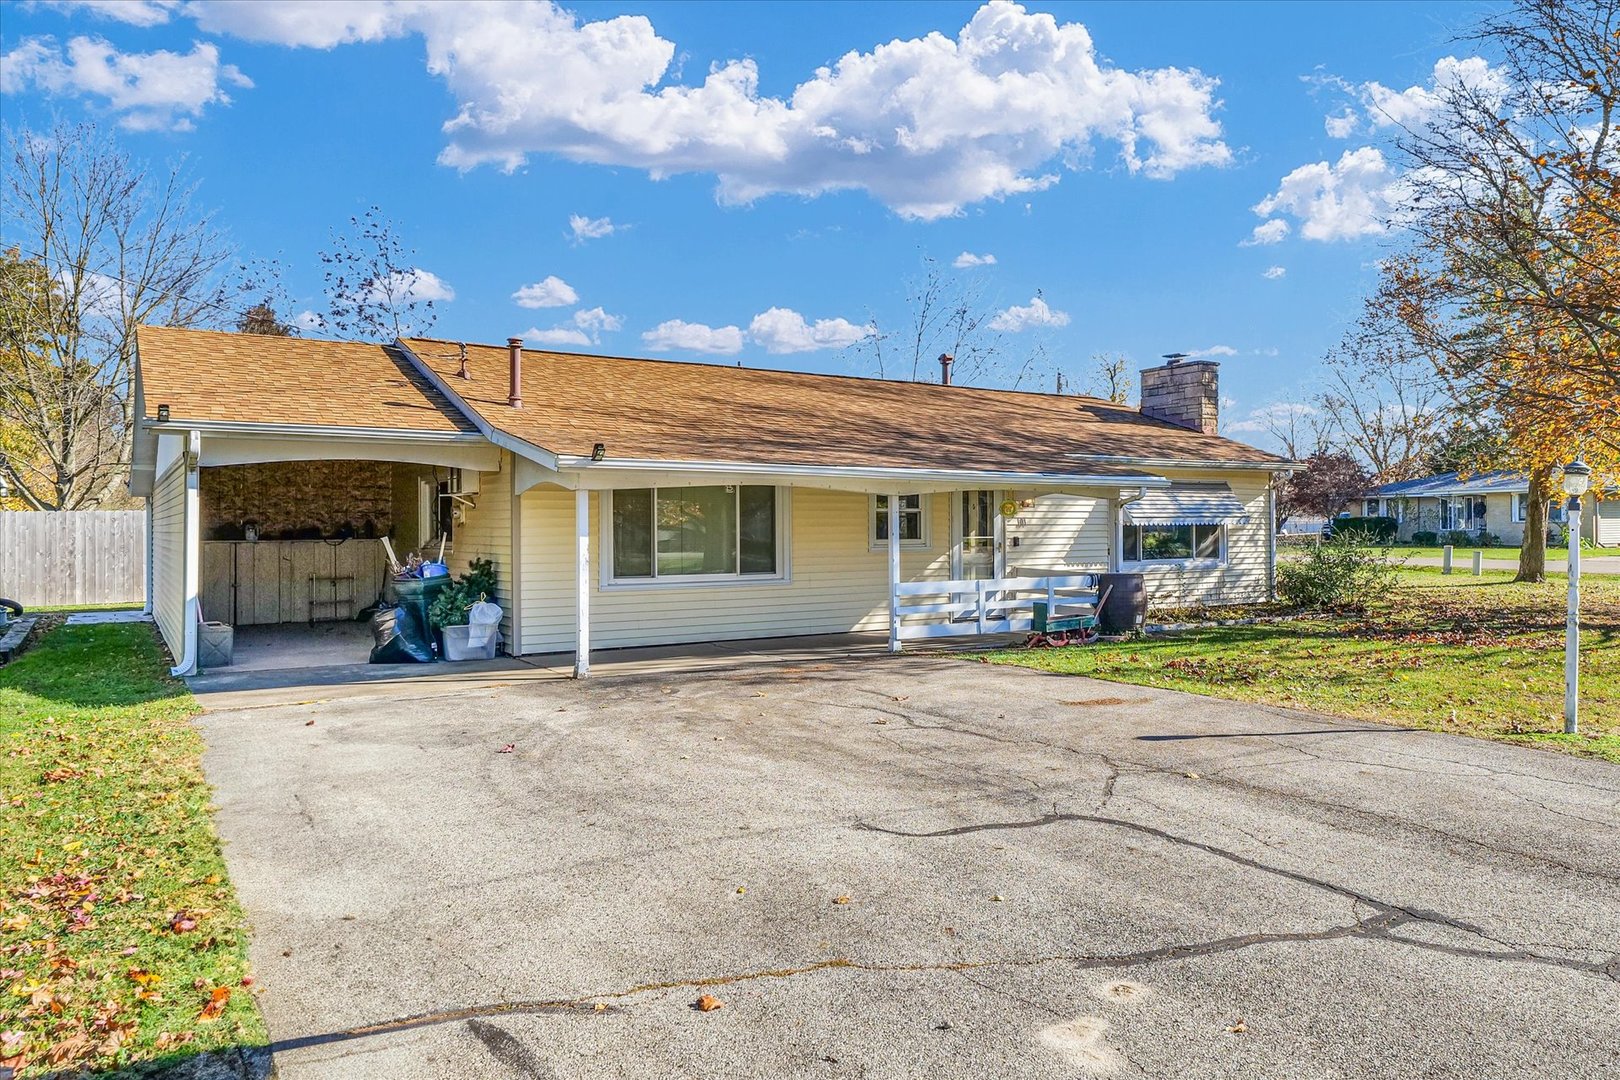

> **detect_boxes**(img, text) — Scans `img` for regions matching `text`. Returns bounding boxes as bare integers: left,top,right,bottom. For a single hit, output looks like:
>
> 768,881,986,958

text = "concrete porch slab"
183,631,969,711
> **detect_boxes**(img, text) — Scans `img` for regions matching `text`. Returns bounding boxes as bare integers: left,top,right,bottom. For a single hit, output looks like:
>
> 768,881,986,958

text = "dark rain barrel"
1096,572,1146,634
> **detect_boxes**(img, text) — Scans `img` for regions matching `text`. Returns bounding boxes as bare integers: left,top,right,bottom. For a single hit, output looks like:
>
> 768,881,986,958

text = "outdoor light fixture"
1561,458,1591,735
1562,459,1592,498
591,443,606,462
156,404,170,422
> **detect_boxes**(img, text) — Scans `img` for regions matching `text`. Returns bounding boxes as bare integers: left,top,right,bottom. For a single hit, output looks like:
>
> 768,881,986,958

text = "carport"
129,329,499,675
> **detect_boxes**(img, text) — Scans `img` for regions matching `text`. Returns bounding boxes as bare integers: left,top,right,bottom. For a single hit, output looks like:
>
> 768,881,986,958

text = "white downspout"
143,499,154,616
170,430,201,677
1114,486,1149,571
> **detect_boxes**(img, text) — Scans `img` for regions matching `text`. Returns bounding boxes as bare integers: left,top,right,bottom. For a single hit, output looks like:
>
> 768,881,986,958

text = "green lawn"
0,623,264,1076
986,570,1620,763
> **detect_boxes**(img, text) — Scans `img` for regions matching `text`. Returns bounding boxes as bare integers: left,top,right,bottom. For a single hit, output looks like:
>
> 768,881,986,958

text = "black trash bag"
369,604,435,664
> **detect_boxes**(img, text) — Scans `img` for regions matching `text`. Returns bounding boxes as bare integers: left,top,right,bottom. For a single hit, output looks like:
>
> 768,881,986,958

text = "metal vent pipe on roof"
939,353,954,385
507,337,523,408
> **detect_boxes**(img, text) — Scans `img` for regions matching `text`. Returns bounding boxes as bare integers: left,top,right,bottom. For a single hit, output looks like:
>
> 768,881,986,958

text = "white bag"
466,600,503,647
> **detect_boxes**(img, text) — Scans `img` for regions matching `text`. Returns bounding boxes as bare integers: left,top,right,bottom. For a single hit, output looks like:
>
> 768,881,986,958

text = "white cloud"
1359,56,1507,131
988,295,1069,332
747,307,871,354
1261,265,1286,279
642,319,745,355
522,306,623,348
183,1,1231,219
522,326,592,348
187,0,418,48
1,35,250,131
1323,109,1357,138
952,251,997,268
365,267,454,304
292,310,323,331
1240,218,1289,246
1252,146,1397,242
1226,400,1317,436
1187,344,1236,358
568,214,619,242
572,306,623,335
39,1,179,27
511,275,578,309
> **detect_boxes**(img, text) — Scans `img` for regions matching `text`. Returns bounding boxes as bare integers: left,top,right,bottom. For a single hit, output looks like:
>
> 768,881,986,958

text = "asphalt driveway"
196,656,1620,1079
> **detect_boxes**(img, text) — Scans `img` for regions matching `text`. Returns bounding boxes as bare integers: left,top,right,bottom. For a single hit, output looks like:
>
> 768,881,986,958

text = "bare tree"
857,256,1055,390
319,207,440,341
0,122,231,509
1083,351,1133,403
1314,302,1449,482
228,256,298,336
1255,401,1328,460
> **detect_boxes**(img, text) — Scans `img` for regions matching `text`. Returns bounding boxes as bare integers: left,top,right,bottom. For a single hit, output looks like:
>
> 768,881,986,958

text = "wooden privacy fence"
0,510,147,608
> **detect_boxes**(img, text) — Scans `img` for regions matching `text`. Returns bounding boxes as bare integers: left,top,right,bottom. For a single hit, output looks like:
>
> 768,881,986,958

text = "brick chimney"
1139,353,1219,434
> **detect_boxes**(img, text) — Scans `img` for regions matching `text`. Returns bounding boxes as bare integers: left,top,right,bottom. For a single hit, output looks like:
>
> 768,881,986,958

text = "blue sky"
1,0,1498,449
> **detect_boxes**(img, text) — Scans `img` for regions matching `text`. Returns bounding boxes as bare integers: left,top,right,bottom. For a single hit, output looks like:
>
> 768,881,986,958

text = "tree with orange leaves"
1383,0,1618,582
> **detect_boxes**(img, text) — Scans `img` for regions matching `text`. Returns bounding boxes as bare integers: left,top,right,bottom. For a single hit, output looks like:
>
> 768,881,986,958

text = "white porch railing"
891,574,1100,646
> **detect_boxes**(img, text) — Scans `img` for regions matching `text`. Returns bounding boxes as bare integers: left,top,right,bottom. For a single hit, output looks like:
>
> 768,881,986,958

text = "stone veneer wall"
201,460,396,540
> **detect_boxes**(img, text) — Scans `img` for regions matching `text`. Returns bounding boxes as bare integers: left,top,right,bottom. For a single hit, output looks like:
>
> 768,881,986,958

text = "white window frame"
1365,499,1381,517
869,493,930,551
600,485,792,590
1511,493,1526,523
1116,518,1228,570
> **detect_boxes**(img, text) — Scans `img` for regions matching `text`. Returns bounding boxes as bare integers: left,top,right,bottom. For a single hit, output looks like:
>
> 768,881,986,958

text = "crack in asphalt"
852,809,1618,982
846,694,1620,883
268,896,1610,1060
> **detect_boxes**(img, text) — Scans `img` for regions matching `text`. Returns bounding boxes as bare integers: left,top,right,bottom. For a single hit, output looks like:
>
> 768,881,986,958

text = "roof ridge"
402,335,1268,453
403,335,1128,409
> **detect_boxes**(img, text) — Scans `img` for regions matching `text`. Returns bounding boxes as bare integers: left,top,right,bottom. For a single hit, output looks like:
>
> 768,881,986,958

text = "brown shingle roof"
136,326,477,434
404,338,1286,473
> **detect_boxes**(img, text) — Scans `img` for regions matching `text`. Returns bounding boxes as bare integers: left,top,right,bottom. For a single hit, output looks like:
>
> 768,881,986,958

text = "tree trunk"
1515,465,1553,583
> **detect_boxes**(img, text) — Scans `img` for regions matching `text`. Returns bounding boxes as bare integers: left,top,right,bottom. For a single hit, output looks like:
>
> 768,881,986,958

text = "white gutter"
555,455,1172,489
140,419,490,443
1066,453,1301,472
392,339,563,472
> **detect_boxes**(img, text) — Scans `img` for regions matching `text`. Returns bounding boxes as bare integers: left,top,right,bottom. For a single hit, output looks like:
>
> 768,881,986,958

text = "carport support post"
574,488,590,678
887,493,902,654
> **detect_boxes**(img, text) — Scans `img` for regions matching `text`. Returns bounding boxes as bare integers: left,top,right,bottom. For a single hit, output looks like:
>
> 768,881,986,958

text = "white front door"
956,490,1002,580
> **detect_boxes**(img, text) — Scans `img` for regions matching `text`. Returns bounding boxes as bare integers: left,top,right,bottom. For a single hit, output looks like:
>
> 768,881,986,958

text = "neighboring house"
1362,470,1618,547
129,328,1291,675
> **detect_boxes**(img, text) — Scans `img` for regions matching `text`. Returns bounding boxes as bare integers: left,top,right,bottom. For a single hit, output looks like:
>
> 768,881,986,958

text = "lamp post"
1562,459,1591,735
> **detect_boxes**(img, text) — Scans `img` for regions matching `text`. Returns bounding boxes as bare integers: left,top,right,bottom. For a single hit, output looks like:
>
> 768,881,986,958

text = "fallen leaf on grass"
198,985,230,1020
693,994,724,1012
496,743,515,753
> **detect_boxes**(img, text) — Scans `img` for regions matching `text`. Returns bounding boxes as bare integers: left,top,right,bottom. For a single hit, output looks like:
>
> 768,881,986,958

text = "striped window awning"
1123,483,1251,526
